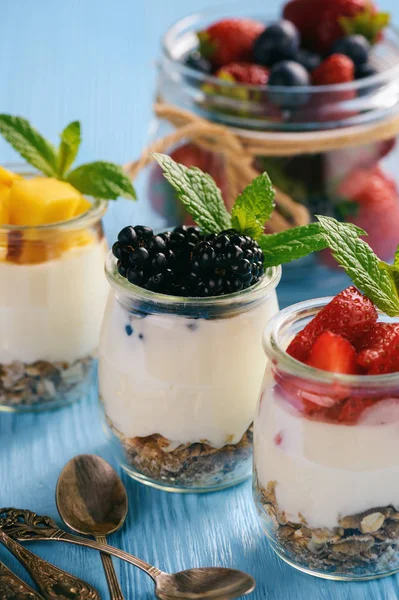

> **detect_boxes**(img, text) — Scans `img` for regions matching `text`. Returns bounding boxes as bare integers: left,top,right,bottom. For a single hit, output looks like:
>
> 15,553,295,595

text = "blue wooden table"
1,1,399,598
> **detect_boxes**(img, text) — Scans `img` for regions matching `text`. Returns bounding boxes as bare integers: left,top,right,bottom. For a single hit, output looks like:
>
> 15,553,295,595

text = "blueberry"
356,62,378,79
125,324,133,336
118,226,137,246
296,49,321,72
254,20,300,67
185,50,213,74
268,61,310,107
145,273,164,292
331,35,370,66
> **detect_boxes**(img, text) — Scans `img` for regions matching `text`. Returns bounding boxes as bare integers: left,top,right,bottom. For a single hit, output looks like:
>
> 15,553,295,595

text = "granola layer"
108,416,253,488
255,480,399,576
0,357,94,409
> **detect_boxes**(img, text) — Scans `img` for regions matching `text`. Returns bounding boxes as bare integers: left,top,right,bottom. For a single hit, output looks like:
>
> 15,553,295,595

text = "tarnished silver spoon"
0,507,256,600
56,455,127,600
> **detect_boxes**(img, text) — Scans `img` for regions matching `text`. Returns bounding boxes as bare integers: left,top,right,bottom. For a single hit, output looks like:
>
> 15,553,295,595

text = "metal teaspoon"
0,558,44,600
1,508,256,600
56,454,127,600
0,529,99,600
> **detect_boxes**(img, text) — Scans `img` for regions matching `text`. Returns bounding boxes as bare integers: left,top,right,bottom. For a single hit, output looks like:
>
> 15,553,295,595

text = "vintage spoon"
0,558,44,600
56,454,127,600
0,529,99,600
0,508,256,600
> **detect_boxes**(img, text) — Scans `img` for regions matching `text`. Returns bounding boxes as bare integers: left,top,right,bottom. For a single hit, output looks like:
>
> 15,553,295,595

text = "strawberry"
307,331,362,374
357,323,399,374
312,54,355,85
198,19,264,68
338,165,399,261
336,396,377,423
216,62,269,85
287,286,378,362
283,0,383,54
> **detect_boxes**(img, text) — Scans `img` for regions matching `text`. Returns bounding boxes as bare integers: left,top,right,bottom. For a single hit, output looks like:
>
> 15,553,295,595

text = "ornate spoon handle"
96,534,124,600
0,558,44,600
0,529,100,600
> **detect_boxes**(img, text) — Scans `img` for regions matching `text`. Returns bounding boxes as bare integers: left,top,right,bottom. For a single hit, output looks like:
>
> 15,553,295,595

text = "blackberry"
113,224,264,298
113,224,203,295
191,230,265,297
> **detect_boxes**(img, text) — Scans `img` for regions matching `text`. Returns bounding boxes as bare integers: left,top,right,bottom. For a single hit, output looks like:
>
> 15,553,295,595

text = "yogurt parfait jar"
0,166,109,411
254,298,399,580
128,1,399,303
99,252,281,492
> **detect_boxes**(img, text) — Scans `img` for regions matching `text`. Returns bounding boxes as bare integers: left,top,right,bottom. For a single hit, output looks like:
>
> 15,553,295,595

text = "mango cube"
0,185,10,224
73,196,92,217
8,177,84,226
0,166,21,187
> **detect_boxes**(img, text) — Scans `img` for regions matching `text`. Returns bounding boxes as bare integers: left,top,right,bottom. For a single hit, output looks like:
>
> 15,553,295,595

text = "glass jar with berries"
127,0,399,307
98,153,300,492
0,116,136,412
253,217,399,579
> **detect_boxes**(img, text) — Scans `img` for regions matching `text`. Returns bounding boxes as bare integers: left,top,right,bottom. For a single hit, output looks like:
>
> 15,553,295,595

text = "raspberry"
216,62,269,85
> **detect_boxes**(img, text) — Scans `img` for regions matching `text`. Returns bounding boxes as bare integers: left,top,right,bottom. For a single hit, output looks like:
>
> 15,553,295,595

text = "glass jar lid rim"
263,296,399,385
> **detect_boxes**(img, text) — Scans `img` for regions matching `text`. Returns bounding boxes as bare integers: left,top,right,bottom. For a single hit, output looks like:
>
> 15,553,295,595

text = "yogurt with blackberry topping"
99,222,281,492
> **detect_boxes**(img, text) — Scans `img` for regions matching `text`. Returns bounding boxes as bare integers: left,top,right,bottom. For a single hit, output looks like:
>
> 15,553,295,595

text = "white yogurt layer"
0,239,109,363
99,291,279,449
254,382,399,529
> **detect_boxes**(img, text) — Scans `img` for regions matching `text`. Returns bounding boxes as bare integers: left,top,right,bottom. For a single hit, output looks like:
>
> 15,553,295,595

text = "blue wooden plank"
1,1,399,599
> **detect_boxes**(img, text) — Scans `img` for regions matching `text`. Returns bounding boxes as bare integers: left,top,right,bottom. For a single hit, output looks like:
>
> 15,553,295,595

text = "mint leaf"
152,153,231,234
231,172,275,239
317,215,399,316
58,121,81,177
0,114,58,177
258,223,328,267
67,161,136,200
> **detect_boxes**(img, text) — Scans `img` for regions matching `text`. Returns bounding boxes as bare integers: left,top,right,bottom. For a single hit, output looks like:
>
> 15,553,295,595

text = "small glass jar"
138,2,399,304
99,252,281,493
254,298,399,580
0,167,109,412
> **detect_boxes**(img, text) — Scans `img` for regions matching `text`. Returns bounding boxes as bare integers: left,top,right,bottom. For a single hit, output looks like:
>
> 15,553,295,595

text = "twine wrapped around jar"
124,101,399,233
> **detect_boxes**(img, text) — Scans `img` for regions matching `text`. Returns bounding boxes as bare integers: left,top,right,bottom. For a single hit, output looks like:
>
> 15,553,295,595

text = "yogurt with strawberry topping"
253,291,399,579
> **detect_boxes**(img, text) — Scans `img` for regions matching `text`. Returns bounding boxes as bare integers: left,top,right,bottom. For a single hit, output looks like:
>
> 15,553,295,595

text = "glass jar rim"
0,163,108,233
162,3,399,96
263,296,399,387
105,251,281,315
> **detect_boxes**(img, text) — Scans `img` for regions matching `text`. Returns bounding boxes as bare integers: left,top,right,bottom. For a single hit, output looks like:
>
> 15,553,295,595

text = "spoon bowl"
155,568,256,600
56,454,128,536
56,454,128,599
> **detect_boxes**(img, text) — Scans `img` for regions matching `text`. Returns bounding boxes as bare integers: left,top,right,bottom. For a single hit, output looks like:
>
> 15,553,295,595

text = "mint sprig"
57,121,81,177
258,223,328,267
0,115,58,177
152,152,231,233
0,115,136,201
67,161,136,201
231,172,275,239
153,152,325,266
317,215,399,316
